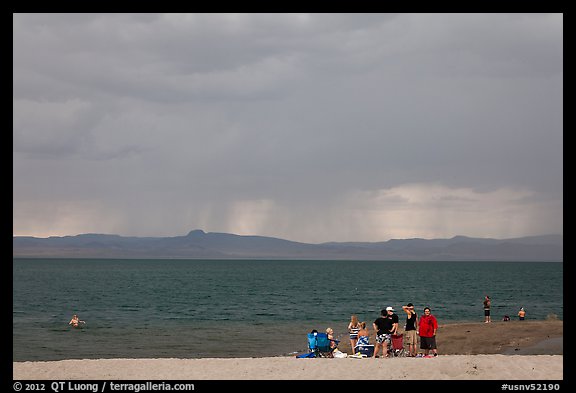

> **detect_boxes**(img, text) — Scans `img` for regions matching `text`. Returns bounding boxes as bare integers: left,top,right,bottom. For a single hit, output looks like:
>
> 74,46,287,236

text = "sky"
13,13,563,243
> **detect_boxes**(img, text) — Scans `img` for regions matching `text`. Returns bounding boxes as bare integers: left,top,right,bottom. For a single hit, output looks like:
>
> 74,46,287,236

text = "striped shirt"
349,326,360,339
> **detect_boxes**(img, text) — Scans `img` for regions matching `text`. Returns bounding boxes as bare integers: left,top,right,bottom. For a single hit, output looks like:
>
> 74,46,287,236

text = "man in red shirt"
418,307,438,357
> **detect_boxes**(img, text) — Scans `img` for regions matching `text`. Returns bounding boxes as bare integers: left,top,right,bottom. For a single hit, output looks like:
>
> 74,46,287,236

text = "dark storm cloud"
13,13,562,242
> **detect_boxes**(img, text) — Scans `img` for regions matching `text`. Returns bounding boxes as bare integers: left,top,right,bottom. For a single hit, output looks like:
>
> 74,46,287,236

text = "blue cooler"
354,344,374,357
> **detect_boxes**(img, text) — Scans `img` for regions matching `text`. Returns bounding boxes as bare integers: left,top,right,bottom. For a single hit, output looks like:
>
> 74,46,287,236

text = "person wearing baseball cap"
372,306,399,358
385,307,398,335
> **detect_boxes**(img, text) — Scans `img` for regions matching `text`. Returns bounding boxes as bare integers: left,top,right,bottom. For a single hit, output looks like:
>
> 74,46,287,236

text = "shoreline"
13,320,563,380
332,319,563,356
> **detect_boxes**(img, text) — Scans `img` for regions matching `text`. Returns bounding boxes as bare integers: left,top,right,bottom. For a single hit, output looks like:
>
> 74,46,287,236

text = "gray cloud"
13,13,563,242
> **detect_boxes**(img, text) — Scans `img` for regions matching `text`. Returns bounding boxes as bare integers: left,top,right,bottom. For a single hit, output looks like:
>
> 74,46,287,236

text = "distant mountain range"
12,230,563,261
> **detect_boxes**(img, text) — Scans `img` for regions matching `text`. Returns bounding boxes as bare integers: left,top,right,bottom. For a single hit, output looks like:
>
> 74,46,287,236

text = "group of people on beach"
328,296,528,359
343,304,439,358
483,295,527,323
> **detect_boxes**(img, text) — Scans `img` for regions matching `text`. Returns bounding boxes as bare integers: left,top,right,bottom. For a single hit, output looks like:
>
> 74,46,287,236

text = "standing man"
418,306,438,357
372,306,398,358
483,295,491,323
402,303,418,357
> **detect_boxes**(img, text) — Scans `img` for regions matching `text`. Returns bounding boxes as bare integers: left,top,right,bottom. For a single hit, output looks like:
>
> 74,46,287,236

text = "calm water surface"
13,259,563,361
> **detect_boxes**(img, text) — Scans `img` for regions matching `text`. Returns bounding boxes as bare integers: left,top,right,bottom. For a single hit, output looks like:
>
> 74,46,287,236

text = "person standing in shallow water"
68,314,85,327
483,295,491,323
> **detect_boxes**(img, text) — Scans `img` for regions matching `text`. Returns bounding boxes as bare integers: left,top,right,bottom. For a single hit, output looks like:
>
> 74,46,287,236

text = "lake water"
12,258,563,361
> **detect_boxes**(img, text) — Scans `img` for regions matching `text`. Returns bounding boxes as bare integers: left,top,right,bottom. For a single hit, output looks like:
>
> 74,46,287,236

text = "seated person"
356,322,370,345
351,322,374,356
326,327,339,349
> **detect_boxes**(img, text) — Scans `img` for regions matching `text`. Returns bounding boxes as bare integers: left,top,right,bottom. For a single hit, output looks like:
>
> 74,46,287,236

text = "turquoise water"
12,259,563,361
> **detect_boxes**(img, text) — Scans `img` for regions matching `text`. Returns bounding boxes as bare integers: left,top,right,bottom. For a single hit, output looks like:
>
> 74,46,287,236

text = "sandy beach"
12,355,563,380
13,320,563,380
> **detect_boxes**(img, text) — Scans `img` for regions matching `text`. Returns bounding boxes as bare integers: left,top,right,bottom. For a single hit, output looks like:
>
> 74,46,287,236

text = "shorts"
420,336,437,350
404,330,417,345
484,309,491,316
376,333,391,344
349,334,358,339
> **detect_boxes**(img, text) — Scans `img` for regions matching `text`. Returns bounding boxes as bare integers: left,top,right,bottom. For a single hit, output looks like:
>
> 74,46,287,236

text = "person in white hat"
372,307,399,358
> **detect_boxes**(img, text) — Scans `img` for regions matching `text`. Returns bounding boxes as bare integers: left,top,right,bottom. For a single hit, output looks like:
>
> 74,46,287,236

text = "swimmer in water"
68,314,85,327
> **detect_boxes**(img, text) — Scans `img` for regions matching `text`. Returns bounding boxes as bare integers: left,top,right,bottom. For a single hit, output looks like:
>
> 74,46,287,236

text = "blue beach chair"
307,332,333,357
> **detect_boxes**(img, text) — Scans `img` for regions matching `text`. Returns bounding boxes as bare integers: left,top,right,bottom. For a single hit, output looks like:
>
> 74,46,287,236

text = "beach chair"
307,332,333,357
388,333,407,357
